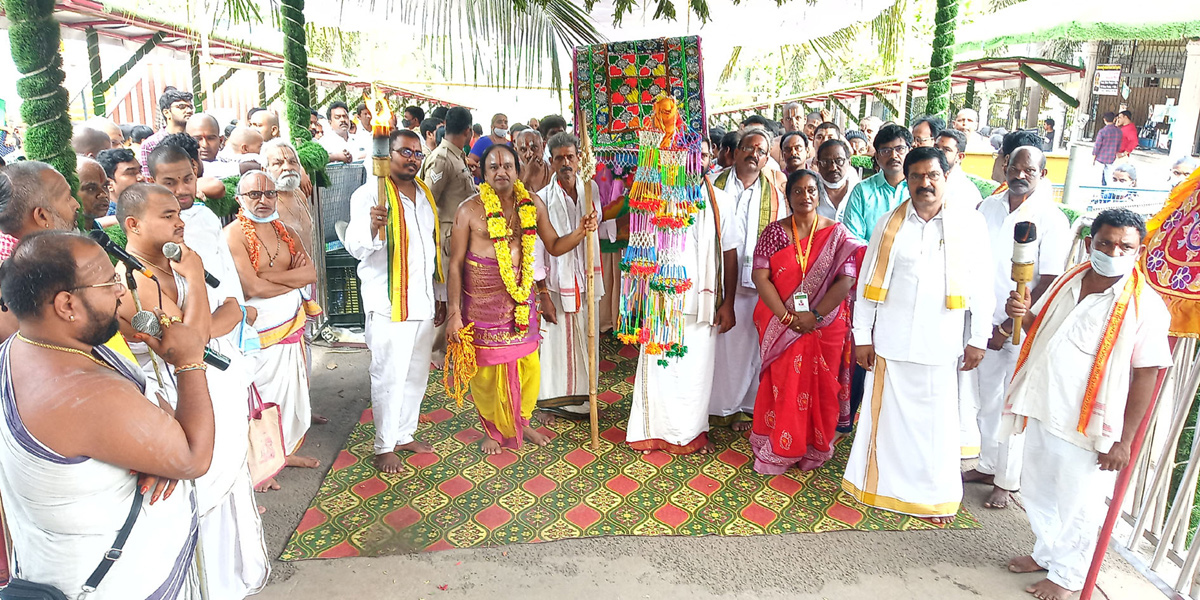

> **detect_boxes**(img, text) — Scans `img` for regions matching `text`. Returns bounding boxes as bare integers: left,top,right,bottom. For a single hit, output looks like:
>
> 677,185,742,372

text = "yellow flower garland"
480,181,538,332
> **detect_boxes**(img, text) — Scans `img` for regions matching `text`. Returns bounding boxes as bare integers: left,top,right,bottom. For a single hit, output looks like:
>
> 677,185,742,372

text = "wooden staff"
581,126,600,451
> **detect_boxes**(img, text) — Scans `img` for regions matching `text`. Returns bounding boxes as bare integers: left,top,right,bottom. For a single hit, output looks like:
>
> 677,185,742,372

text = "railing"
1108,339,1200,599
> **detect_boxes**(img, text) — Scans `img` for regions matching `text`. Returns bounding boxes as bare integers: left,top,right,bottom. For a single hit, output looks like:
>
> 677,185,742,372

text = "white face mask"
493,128,508,138
1089,247,1138,277
819,172,848,190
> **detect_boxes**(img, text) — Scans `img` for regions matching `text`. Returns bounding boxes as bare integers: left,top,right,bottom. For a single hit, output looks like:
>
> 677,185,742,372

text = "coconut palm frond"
988,0,1026,10
212,0,264,27
387,0,605,90
719,46,743,83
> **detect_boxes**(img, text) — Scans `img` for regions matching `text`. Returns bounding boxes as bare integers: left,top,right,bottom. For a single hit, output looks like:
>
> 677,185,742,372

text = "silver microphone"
162,242,220,288
131,310,230,371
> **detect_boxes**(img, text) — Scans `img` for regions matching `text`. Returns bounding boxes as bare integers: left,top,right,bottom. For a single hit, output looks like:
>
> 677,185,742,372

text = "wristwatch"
811,309,823,324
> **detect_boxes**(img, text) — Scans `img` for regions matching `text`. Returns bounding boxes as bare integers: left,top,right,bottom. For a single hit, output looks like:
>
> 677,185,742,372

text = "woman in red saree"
749,169,865,475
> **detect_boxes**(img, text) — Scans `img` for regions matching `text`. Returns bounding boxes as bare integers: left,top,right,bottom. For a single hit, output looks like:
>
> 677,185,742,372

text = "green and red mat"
280,338,978,560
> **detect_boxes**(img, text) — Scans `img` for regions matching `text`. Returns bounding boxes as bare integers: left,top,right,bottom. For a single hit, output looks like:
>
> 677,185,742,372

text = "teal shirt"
839,172,910,242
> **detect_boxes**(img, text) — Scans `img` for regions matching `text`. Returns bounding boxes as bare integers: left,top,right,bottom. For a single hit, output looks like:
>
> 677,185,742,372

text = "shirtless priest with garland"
445,144,597,455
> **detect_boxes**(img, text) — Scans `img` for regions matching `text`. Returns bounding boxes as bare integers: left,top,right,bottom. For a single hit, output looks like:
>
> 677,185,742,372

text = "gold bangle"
174,362,207,375
998,326,1013,337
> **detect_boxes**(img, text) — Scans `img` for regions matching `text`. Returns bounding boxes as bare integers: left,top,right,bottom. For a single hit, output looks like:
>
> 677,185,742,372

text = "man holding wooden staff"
533,132,604,424
962,146,1071,510
346,128,445,473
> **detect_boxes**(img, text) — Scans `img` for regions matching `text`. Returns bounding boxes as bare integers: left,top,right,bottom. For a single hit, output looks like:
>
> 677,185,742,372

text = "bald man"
953,108,992,153
249,108,280,143
86,117,125,147
72,125,112,158
221,126,264,164
76,157,112,221
187,114,239,179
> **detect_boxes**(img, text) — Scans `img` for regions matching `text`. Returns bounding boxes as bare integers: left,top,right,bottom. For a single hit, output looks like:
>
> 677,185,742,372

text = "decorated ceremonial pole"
581,124,601,451
370,85,391,241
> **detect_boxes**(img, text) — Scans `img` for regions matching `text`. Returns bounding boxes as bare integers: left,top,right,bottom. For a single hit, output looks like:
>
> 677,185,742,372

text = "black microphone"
162,242,220,288
87,229,157,281
131,310,231,371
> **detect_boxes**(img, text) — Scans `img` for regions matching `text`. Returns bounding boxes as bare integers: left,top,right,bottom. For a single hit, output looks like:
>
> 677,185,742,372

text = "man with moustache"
75,157,112,222
710,127,787,429
933,129,984,208
961,145,1071,510
346,129,445,472
96,148,144,202
844,146,993,524
515,129,552,193
533,132,604,423
841,124,913,242
815,139,855,221
261,139,315,257
115,182,268,598
780,131,809,176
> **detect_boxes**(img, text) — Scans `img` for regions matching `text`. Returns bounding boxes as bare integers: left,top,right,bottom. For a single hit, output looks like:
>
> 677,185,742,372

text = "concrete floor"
251,345,1160,600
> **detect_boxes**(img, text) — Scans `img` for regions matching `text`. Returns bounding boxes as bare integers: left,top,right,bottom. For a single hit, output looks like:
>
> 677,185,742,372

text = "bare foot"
523,425,550,447
418,414,433,424
925,515,955,525
1008,555,1047,574
258,505,267,515
731,421,751,432
1026,578,1072,600
642,449,653,455
311,414,329,425
255,477,280,493
962,468,995,485
535,410,558,426
481,438,502,455
396,440,435,454
373,452,404,473
286,455,321,468
985,486,1015,509
697,441,716,455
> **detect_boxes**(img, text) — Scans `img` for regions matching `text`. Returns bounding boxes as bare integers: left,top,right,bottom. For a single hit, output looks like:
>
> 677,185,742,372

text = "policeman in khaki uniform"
416,107,477,363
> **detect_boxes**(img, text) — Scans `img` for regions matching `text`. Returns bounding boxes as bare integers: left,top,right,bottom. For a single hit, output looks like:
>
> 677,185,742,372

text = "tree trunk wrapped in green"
280,0,329,185
4,0,76,191
924,0,958,120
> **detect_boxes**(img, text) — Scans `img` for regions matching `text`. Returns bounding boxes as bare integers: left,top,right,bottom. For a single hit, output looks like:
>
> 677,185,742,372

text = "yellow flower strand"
480,181,538,331
442,323,478,407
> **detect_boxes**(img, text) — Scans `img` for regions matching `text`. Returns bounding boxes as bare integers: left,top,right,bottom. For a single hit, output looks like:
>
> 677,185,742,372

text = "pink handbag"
247,384,286,488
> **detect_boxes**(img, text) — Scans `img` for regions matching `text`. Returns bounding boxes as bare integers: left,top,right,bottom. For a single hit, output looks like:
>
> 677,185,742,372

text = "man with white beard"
261,139,315,257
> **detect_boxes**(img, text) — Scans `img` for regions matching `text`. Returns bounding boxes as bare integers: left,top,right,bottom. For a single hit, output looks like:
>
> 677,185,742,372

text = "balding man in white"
953,108,993,153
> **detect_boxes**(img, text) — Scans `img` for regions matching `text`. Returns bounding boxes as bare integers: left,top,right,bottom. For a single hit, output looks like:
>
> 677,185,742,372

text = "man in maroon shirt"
1116,110,1138,159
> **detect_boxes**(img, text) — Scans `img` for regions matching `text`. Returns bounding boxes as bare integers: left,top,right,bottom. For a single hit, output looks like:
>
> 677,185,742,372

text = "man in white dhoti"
225,172,322,472
346,129,445,473
1002,208,1171,600
115,182,269,598
844,146,994,524
533,132,604,422
627,177,742,454
0,231,210,598
961,146,1072,510
709,127,787,429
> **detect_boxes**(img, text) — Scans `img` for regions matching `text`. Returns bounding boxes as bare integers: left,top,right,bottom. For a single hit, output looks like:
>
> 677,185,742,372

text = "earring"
133,228,140,234
69,315,75,321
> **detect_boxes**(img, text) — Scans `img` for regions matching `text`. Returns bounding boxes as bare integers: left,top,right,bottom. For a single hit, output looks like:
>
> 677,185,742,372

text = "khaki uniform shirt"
419,138,477,256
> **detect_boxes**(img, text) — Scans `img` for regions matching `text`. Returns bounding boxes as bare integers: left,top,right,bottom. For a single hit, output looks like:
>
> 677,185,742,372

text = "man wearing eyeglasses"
709,126,787,430
346,129,445,473
840,124,913,242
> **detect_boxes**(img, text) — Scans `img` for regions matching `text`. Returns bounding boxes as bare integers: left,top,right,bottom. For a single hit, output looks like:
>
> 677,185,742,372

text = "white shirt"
319,130,369,163
533,178,604,309
201,158,240,179
181,202,245,304
684,185,742,315
946,168,983,208
348,130,372,162
853,202,994,365
714,169,787,293
1012,271,1172,451
977,186,1073,327
818,181,855,222
345,181,441,319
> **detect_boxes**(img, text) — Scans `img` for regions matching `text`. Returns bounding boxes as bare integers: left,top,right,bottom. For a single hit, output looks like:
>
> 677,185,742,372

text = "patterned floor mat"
281,337,979,559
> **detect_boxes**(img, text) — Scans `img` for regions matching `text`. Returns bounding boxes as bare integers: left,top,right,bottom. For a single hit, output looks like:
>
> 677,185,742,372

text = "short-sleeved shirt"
1118,123,1139,154
839,171,909,242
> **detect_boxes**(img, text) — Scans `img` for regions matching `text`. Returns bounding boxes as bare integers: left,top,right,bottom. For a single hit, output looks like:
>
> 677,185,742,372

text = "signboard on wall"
1094,64,1122,96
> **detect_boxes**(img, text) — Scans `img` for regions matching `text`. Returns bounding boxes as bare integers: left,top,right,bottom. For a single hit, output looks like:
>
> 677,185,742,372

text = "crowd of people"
0,79,1192,600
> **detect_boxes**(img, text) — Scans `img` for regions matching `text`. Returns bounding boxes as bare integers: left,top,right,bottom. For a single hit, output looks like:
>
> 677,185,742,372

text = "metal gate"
1089,40,1188,144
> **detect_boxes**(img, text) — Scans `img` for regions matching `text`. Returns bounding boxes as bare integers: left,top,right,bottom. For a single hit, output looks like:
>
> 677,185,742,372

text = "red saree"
749,221,864,475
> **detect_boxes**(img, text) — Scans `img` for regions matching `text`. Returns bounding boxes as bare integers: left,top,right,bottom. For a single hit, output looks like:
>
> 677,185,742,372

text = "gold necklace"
17,333,116,372
128,249,173,277
264,225,282,267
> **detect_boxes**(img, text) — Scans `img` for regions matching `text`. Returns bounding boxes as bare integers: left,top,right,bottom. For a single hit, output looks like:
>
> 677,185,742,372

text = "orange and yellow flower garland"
480,181,538,333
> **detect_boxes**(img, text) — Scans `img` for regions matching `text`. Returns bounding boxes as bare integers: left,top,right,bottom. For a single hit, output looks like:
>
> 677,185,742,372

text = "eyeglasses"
913,136,934,145
817,157,847,167
739,147,768,158
241,190,279,200
877,145,910,157
69,272,125,292
393,148,426,160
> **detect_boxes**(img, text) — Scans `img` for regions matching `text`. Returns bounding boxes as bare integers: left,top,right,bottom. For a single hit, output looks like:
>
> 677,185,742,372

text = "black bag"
0,489,143,600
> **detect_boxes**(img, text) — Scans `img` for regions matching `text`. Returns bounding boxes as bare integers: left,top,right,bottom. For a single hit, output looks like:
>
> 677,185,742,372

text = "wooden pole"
581,126,601,451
